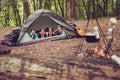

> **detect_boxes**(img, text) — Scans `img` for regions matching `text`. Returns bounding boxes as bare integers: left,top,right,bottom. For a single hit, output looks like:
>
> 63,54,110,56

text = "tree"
81,0,91,19
32,0,37,11
39,0,42,9
54,0,58,13
115,0,120,19
66,0,75,19
1,1,11,26
44,0,51,10
23,0,30,18
58,0,65,18
74,0,84,18
103,0,108,16
10,0,21,26
96,0,109,17
0,0,2,11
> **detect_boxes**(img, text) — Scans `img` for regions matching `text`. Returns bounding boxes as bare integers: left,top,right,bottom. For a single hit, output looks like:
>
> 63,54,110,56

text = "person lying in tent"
54,25,66,36
28,28,38,39
38,29,46,38
46,27,54,37
20,29,38,43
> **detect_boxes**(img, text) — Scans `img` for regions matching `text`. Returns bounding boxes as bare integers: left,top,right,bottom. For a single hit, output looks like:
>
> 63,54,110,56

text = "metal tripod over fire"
75,1,117,57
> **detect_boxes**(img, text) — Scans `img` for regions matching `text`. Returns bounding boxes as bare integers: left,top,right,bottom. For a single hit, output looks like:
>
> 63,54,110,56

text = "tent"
3,9,78,46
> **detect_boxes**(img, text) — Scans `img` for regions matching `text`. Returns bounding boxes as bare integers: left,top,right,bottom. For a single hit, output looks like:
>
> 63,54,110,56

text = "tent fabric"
16,9,77,45
20,35,67,46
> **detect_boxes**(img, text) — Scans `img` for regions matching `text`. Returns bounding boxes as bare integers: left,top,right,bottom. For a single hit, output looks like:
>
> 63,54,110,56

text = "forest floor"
0,18,120,80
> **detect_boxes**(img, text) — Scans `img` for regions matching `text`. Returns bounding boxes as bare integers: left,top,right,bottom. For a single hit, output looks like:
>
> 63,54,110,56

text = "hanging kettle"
85,32,100,43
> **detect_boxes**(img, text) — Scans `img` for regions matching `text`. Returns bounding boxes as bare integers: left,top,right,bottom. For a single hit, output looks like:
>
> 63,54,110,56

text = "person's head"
39,29,45,35
57,25,62,33
48,27,53,32
31,29,36,35
47,27,53,36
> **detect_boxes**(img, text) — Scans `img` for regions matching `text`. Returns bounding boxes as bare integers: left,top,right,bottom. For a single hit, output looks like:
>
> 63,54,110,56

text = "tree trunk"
66,0,75,19
10,0,21,26
74,1,83,18
39,0,42,9
54,0,60,14
48,0,51,10
92,0,96,19
23,0,30,18
54,0,57,12
71,0,75,18
82,0,90,20
115,0,120,19
44,0,51,10
66,0,70,19
96,0,106,17
32,0,37,11
2,6,11,26
111,0,115,15
0,0,2,11
58,0,64,18
103,0,108,16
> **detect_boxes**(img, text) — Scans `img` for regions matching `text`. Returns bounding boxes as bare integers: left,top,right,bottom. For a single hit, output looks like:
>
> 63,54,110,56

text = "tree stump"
0,44,11,54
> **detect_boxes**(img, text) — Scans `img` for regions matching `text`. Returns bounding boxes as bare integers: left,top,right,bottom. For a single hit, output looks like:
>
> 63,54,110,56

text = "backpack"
2,28,20,46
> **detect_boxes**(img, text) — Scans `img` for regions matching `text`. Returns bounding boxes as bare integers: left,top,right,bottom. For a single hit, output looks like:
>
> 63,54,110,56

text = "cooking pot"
85,32,100,42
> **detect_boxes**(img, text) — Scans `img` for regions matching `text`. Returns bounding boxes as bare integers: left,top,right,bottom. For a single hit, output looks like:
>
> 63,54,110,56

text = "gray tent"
3,9,77,46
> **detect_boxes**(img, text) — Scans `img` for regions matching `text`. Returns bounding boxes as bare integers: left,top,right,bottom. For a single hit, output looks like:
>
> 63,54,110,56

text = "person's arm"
60,30,66,36
53,30,58,36
20,33,32,43
46,32,48,37
52,32,55,36
28,33,33,38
